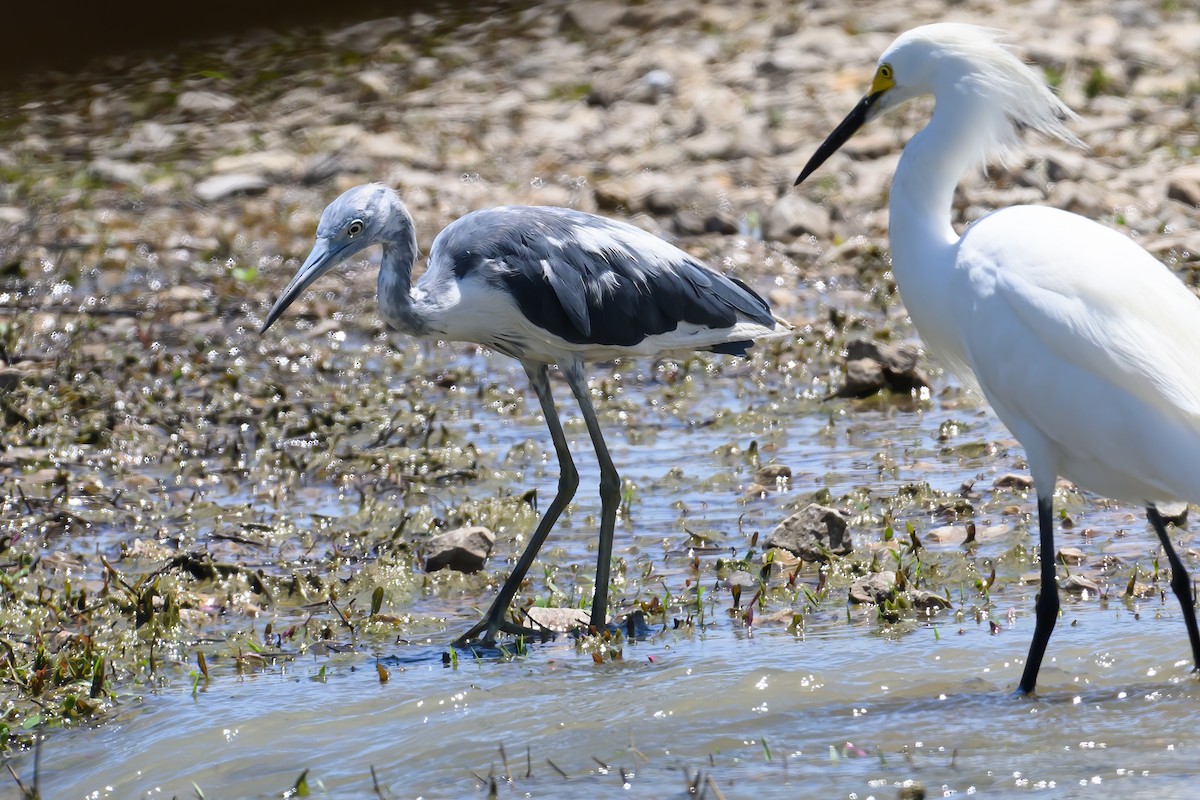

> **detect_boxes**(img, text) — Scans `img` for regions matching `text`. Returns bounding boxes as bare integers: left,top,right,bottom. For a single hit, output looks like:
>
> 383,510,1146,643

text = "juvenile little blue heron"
794,23,1200,694
261,183,787,647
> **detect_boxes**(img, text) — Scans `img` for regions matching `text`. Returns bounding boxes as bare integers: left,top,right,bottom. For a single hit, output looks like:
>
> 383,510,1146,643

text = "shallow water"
22,602,1200,798
15,338,1200,799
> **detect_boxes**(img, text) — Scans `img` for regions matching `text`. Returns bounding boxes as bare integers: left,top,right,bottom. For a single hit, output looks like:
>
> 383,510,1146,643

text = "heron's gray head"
796,24,1079,186
260,183,409,333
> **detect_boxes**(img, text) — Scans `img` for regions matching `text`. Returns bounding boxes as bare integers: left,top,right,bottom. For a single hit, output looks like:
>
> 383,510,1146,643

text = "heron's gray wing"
437,207,774,347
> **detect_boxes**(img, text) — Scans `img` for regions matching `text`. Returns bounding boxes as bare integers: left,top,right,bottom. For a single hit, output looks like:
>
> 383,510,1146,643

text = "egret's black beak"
259,238,337,334
794,91,885,187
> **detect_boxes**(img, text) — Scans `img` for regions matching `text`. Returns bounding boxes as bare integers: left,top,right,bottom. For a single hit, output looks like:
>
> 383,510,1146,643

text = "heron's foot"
451,617,544,650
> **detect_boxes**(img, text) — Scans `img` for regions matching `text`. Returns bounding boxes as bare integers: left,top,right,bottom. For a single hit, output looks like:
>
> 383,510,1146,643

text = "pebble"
766,503,853,561
424,526,495,574
194,174,270,203
836,338,930,397
176,90,237,113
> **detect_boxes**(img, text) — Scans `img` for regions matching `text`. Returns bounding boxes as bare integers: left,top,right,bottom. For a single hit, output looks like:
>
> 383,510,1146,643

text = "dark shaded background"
3,0,436,80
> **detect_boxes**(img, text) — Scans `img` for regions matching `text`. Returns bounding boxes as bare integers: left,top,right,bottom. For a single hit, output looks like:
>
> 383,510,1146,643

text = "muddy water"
18,323,1200,798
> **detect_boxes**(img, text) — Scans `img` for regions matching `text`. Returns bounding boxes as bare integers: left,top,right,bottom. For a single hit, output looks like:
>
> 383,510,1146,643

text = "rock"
845,339,918,373
194,174,269,203
924,523,1011,544
355,70,393,100
0,367,28,391
1156,503,1189,527
594,174,681,215
838,357,886,398
766,504,852,561
212,151,302,179
525,605,591,632
176,90,237,113
1043,149,1087,182
724,570,758,592
754,464,792,485
0,206,27,226
672,210,707,236
1057,547,1086,565
836,339,930,397
584,85,617,107
326,17,409,53
757,49,824,76
619,5,697,29
559,2,625,37
127,121,177,154
993,473,1034,490
641,68,675,98
1166,166,1200,207
909,590,952,610
705,211,740,235
424,526,495,574
849,571,896,604
1062,574,1101,594
358,131,426,163
88,158,146,186
761,193,831,241
301,153,343,185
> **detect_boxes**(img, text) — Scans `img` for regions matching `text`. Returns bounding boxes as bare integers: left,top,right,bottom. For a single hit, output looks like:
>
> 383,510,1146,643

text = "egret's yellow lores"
795,23,1200,694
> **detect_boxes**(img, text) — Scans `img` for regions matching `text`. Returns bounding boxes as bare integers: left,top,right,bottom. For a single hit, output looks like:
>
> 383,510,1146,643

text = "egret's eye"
347,220,365,236
879,64,893,80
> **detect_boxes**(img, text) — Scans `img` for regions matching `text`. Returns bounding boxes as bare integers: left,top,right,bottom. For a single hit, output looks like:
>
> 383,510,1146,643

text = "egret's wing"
433,206,776,347
957,206,1200,419
953,206,1200,500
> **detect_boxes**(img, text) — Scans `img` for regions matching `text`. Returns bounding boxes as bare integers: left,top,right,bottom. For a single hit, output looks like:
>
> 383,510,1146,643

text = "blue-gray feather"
435,206,775,354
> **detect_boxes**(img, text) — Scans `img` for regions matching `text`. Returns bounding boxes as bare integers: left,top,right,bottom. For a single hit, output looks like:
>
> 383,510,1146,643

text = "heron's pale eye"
879,64,893,80
347,220,365,236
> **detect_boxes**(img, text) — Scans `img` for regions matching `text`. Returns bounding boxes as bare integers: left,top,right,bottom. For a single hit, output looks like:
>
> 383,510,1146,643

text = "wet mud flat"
2,0,1200,796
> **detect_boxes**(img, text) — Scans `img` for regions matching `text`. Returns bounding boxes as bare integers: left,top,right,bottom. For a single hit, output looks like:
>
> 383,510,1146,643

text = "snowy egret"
261,183,786,648
794,23,1200,694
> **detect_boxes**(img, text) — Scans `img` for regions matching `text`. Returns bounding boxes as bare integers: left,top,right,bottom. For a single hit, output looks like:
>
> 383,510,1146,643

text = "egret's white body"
951,207,1200,503
795,23,1200,693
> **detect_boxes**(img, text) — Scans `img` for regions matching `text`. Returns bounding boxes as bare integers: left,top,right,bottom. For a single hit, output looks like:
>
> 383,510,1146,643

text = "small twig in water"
499,743,512,783
628,731,649,762
369,765,387,799
328,598,354,631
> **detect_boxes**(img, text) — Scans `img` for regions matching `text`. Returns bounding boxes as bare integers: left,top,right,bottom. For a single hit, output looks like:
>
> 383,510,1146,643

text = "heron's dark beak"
260,238,337,333
794,90,885,187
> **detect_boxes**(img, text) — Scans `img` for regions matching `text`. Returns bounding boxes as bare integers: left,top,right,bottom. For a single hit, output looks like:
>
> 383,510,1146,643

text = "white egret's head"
796,23,1081,187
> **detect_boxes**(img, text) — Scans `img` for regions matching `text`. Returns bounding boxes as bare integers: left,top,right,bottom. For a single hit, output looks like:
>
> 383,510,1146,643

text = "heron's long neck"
887,95,981,372
377,224,431,336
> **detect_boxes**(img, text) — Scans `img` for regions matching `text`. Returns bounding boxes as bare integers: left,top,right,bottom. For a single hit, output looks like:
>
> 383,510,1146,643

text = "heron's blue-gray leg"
1146,506,1200,670
452,360,580,648
562,360,619,632
1018,493,1060,695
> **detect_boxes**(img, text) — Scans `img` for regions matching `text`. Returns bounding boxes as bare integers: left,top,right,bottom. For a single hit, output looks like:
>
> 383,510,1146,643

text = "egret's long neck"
376,219,431,336
887,92,983,373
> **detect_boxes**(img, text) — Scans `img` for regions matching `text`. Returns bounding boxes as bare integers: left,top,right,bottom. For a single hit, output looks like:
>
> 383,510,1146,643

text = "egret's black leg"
562,360,620,632
1146,506,1200,670
452,361,580,648
1018,493,1060,695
